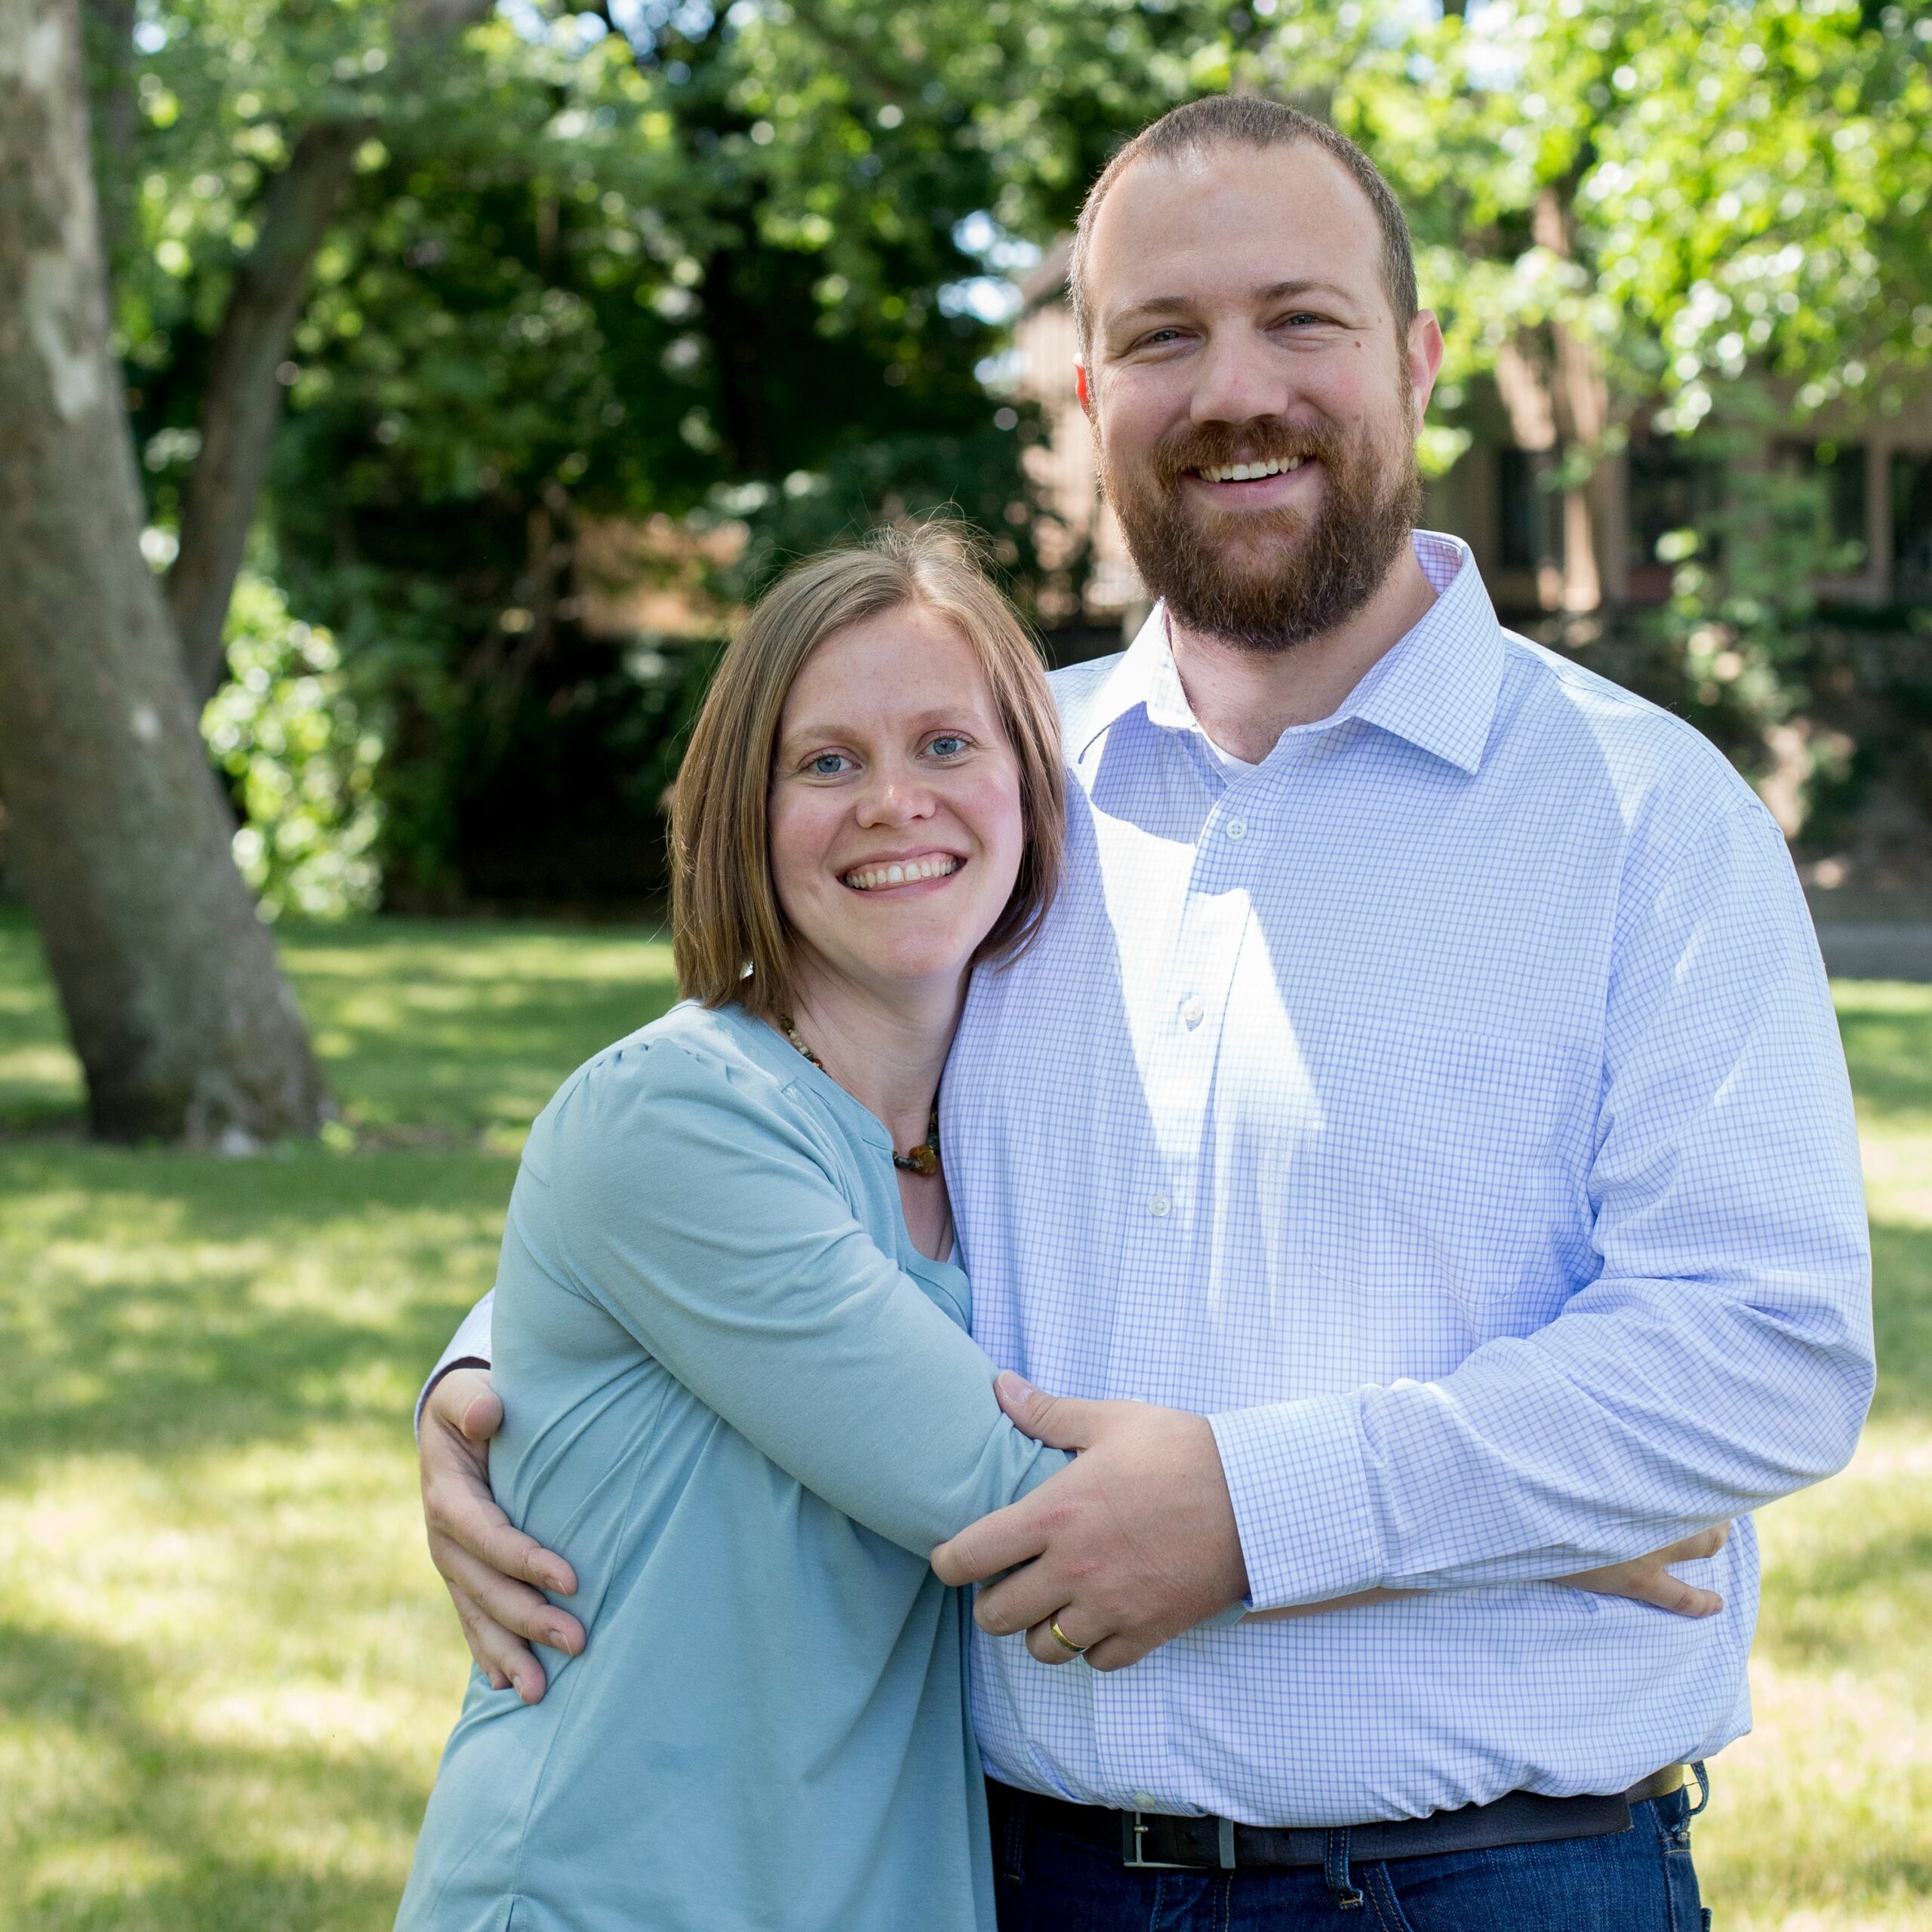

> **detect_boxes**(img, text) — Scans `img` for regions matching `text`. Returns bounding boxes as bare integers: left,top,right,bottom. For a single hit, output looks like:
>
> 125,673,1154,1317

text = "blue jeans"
990,1785,1710,1931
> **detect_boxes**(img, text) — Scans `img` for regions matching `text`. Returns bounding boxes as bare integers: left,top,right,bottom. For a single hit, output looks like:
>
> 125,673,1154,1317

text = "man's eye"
808,753,851,777
927,734,968,758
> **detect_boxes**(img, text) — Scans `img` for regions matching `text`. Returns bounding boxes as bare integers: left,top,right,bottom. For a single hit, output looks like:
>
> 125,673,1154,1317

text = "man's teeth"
843,856,962,891
1198,456,1307,483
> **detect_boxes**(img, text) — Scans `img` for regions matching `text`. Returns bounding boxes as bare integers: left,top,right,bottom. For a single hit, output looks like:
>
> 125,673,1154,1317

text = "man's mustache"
1149,420,1349,488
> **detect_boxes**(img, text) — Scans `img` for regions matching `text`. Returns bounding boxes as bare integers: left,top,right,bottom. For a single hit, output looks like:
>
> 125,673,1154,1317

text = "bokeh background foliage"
92,0,1932,911
0,913,1928,1929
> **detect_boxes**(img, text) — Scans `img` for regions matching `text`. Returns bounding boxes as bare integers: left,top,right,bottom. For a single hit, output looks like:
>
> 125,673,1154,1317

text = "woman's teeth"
1198,456,1306,482
842,856,961,892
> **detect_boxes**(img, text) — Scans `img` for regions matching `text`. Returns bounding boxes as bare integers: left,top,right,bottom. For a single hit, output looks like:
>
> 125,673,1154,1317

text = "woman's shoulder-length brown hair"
669,522,1066,1023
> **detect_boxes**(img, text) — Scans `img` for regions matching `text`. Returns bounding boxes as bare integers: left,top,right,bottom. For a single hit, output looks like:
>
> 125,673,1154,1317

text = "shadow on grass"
1838,992,1932,1128
0,1620,429,1930
0,1144,508,1484
1870,1220,1932,1425
1757,1518,1932,1667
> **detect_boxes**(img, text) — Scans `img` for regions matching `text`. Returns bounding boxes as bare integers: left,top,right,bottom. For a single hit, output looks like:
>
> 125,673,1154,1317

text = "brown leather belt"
988,1765,1687,1872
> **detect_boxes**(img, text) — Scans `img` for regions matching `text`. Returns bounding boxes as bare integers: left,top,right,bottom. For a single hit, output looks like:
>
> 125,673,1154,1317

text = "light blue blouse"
395,1001,1069,1932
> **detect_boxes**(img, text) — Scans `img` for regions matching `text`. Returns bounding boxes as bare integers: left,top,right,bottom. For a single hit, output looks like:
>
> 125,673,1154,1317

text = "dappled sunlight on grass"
0,910,681,1929
0,1155,504,1928
1698,1423,1932,1927
0,915,1925,1927
1690,980,1932,1929
0,908,680,1140
278,918,679,1138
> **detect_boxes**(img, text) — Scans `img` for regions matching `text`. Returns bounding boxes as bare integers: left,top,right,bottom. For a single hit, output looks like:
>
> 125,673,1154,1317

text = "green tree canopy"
102,0,1932,897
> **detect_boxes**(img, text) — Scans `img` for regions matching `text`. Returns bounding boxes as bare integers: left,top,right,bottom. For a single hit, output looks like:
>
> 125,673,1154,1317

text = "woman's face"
770,601,1026,1009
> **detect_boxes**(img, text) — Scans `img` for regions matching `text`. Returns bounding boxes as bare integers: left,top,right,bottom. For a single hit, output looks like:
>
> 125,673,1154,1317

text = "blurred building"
1010,242,1932,633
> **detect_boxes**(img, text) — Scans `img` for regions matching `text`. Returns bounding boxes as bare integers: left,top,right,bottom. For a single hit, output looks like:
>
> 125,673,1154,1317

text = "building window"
1626,438,1715,571
1783,441,1868,573
1624,437,1719,603
1497,447,1549,570
1894,451,1932,605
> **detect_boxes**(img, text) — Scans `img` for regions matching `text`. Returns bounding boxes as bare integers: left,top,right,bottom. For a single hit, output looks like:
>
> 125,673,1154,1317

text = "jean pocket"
1359,1862,1421,1932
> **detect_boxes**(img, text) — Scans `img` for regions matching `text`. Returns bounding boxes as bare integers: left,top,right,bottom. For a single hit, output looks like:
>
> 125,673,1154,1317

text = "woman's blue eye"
809,753,849,777
928,734,967,758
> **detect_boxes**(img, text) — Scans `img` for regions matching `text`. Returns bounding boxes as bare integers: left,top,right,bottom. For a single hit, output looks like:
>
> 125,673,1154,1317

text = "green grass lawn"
0,909,1926,1928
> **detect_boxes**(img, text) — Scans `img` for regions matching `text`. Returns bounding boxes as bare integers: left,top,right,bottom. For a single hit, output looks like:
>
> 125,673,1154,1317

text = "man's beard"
1100,407,1423,654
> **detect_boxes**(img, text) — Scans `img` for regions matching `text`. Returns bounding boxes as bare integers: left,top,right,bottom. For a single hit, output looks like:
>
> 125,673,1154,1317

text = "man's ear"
1075,362,1094,419
1407,310,1445,431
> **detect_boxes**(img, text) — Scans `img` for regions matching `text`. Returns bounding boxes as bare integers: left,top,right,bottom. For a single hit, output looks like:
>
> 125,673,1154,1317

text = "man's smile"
1180,455,1322,510
1192,456,1306,482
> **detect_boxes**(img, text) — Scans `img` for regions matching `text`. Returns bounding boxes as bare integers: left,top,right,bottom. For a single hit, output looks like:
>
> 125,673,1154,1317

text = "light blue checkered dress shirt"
946,530,1872,1826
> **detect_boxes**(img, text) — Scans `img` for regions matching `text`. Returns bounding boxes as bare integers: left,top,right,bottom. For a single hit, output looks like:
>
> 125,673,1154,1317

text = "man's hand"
929,1374,1248,1673
419,1365,583,1703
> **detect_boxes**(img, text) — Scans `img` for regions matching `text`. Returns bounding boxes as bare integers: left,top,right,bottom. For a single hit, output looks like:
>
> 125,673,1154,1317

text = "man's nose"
1189,325,1292,427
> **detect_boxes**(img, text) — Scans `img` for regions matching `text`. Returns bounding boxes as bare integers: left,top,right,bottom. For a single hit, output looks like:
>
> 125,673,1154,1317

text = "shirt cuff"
413,1300,496,1438
1209,1392,1384,1611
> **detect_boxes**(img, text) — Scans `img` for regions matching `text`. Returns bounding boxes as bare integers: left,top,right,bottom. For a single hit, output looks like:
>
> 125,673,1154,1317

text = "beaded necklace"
780,1017,941,1177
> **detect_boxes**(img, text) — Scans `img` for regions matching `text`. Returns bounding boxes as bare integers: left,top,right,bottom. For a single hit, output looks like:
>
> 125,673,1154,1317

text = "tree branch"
166,0,500,703
81,0,137,264
165,118,368,700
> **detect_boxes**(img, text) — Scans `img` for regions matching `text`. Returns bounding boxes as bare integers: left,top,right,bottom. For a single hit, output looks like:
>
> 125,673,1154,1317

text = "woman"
395,526,1075,1932
397,525,1723,1932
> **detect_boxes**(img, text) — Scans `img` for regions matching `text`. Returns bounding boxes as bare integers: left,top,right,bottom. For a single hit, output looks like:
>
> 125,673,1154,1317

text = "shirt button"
1225,817,1247,842
1131,1791,1158,1811
1148,1193,1171,1217
1180,997,1204,1029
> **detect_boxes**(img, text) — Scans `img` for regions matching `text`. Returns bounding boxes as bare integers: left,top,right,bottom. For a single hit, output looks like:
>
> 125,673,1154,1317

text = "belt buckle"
1121,1810,1198,1870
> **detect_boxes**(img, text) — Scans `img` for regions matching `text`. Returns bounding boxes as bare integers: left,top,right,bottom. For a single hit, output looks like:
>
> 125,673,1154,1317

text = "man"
417,96,1872,1928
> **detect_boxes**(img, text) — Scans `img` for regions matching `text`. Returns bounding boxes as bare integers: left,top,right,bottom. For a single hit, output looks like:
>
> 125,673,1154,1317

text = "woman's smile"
841,852,965,893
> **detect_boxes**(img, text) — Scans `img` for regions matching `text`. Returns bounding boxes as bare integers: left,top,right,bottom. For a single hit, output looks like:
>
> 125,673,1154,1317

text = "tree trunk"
0,0,326,1144
166,117,367,702
1534,186,1607,616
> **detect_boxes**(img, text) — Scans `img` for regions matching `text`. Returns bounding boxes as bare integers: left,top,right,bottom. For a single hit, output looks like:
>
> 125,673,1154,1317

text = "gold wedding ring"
1048,1617,1088,1656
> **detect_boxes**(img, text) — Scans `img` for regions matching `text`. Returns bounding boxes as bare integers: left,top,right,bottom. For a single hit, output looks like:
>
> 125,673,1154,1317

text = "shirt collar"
1076,530,1506,777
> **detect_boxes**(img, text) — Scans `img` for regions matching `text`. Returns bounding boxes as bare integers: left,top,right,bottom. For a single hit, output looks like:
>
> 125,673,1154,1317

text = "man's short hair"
1069,95,1420,358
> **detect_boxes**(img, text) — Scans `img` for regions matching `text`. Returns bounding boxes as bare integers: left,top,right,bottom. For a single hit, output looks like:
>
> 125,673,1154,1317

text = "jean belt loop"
1686,1761,1711,1817
1323,1826,1364,1910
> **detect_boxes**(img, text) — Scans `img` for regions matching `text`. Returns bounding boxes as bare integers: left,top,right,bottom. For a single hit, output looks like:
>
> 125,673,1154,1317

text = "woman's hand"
1550,1522,1729,1617
419,1366,584,1703
1235,1524,1730,1631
